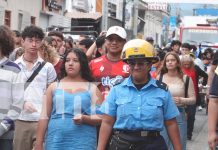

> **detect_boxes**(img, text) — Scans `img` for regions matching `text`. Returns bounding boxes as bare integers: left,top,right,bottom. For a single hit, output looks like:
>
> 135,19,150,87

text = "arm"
207,65,217,96
86,42,97,60
165,118,182,150
196,65,208,86
208,98,218,150
179,77,196,105
35,83,54,150
97,115,115,150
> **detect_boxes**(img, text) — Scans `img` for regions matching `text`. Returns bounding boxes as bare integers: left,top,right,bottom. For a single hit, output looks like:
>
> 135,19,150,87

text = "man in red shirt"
90,26,130,100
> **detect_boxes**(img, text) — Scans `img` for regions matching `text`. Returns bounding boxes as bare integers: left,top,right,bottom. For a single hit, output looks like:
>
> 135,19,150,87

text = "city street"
187,108,208,150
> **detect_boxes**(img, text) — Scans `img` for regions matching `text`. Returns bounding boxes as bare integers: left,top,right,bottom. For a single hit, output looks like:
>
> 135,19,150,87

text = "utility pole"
122,0,126,28
133,0,138,38
102,0,108,31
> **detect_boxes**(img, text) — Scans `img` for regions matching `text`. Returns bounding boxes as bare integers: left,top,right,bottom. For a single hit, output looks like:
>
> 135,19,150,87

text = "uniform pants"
108,133,167,150
13,120,37,150
0,139,13,150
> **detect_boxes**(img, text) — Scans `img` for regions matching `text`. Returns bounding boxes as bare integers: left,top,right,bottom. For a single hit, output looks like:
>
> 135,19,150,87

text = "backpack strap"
184,75,190,98
24,61,46,90
159,73,163,82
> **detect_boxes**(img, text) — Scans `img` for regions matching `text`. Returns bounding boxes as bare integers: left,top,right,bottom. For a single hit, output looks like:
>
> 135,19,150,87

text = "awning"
65,11,102,20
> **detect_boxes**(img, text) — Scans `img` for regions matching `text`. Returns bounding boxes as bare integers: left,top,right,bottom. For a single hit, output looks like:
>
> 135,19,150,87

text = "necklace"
23,55,36,64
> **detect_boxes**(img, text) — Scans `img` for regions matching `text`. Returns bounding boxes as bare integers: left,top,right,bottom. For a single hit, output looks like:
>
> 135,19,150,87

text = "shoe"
198,106,203,111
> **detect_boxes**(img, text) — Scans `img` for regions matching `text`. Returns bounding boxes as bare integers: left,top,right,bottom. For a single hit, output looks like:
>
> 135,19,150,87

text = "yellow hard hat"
121,39,158,63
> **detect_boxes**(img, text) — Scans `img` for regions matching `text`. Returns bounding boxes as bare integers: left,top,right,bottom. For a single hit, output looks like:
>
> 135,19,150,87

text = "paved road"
187,108,208,150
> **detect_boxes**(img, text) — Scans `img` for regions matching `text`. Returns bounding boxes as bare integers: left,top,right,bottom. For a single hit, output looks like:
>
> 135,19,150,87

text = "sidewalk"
187,108,208,150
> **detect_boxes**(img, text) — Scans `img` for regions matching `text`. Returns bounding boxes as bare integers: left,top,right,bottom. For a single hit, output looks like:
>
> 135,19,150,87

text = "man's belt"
114,130,160,137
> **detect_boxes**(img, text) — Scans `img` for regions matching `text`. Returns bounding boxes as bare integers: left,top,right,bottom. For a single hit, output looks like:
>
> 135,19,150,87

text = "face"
65,52,81,78
181,47,190,55
105,34,125,55
14,36,22,48
51,36,63,51
182,61,192,69
22,37,42,55
172,44,180,53
78,44,87,53
165,54,178,70
127,58,152,84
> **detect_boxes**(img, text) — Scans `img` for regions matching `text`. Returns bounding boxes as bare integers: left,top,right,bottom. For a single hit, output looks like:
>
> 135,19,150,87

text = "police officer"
97,39,182,150
208,66,218,150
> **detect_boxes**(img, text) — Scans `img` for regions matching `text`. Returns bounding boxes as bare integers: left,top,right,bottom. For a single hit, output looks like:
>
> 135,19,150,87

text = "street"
187,108,208,150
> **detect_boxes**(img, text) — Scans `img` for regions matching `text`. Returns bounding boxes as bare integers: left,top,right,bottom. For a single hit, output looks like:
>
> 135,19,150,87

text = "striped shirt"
15,56,57,121
0,57,24,139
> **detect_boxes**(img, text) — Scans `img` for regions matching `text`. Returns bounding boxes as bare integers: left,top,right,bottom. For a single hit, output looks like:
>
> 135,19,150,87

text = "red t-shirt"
89,55,130,100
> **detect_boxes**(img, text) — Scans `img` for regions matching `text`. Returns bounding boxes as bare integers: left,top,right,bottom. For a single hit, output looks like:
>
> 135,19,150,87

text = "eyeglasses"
127,60,151,67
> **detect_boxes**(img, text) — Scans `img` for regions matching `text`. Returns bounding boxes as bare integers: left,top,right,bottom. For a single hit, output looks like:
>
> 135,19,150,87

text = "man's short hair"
79,38,94,49
48,31,64,41
171,40,181,47
181,43,191,50
12,30,21,37
22,25,44,40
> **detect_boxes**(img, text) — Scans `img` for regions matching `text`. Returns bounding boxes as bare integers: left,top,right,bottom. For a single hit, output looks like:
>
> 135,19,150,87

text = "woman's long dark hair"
59,48,94,82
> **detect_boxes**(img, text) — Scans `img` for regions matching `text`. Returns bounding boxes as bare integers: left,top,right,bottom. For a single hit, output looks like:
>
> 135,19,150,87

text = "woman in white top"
157,52,196,150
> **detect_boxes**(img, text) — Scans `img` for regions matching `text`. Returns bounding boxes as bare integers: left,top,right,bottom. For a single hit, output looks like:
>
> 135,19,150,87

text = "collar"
16,55,44,66
0,57,8,65
122,76,158,89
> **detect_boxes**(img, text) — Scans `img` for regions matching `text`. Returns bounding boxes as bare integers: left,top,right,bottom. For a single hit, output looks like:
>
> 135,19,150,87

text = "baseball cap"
106,26,127,40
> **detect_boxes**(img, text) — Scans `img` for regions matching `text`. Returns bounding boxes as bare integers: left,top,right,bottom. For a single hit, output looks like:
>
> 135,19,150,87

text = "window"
4,10,11,27
31,16,36,25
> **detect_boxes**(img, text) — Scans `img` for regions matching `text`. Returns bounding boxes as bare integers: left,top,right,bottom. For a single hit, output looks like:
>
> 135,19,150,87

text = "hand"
24,102,37,113
73,114,84,125
208,131,218,150
173,97,181,105
99,31,106,37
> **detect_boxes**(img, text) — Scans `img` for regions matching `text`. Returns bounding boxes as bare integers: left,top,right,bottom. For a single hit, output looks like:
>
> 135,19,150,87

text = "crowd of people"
0,24,217,150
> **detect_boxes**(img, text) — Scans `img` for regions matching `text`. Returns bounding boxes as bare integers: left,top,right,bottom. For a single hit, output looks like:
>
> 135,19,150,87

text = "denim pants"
161,108,187,150
0,139,13,150
186,104,196,138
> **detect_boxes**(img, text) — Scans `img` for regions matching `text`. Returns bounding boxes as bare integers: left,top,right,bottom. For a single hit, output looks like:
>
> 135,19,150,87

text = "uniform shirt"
89,55,129,99
209,67,218,98
15,56,57,121
100,76,179,131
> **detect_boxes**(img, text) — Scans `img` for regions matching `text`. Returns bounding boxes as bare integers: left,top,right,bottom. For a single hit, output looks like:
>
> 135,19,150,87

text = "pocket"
141,97,163,120
115,98,134,118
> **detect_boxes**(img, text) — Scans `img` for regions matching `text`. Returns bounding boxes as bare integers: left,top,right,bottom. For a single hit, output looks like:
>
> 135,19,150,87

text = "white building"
0,0,71,32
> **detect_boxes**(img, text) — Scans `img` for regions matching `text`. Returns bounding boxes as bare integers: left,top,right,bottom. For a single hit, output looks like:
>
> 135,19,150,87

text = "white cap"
106,26,127,39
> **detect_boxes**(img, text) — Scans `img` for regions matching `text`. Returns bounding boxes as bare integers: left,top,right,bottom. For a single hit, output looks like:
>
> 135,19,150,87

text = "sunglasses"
127,60,151,67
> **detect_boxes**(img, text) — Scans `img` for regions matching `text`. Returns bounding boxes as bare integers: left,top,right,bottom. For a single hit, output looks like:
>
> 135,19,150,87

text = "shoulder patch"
156,80,168,91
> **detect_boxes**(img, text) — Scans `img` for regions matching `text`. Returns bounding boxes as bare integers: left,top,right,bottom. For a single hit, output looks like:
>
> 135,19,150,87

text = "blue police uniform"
100,76,179,131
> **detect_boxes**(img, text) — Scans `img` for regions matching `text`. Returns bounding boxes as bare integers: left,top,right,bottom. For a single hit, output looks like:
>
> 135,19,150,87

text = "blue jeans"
0,139,13,150
161,108,187,150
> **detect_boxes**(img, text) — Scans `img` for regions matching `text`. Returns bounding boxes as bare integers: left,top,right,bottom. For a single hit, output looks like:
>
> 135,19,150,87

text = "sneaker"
198,106,203,111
